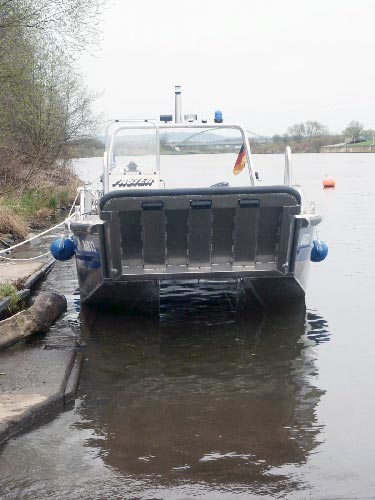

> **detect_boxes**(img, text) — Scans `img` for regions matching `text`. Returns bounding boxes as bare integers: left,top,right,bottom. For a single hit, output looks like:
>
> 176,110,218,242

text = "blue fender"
311,239,328,262
50,237,76,261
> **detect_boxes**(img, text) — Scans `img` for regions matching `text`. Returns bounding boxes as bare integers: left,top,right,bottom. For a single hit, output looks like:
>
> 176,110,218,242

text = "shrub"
0,205,29,238
0,282,20,313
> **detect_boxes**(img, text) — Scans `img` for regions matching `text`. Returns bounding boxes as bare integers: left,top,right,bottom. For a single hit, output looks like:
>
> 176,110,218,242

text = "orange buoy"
323,175,335,188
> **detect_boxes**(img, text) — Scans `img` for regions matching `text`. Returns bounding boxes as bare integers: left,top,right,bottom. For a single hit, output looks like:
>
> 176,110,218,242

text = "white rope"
67,190,80,218
0,250,52,261
0,214,75,256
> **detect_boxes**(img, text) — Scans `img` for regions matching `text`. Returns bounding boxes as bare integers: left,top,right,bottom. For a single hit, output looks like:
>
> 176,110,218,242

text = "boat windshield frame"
102,120,257,193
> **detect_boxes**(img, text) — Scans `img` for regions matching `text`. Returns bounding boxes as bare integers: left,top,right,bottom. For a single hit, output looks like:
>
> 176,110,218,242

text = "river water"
1,153,375,499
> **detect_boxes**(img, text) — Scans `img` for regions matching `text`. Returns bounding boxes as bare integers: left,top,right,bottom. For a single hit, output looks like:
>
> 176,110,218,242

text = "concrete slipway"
0,257,82,445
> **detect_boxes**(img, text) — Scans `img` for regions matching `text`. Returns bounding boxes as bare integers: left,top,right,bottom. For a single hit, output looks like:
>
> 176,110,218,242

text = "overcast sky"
80,0,375,136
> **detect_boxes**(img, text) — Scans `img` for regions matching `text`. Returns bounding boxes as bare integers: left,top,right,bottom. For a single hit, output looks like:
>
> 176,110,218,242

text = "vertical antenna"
174,85,182,124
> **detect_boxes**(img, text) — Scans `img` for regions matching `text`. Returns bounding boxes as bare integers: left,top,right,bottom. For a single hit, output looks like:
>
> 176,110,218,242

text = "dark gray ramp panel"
212,208,235,264
166,209,188,265
188,200,212,267
256,207,281,263
119,211,143,267
141,202,166,267
233,200,259,265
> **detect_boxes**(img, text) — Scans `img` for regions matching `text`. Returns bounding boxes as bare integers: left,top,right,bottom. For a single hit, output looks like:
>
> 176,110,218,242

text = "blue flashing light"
214,110,223,123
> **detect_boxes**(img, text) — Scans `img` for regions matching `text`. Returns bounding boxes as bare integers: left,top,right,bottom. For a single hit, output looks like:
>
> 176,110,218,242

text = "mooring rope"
67,190,80,218
0,214,75,258
0,250,53,261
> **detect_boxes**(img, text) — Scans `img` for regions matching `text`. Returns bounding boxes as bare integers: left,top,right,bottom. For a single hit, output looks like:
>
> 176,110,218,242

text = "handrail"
103,121,258,190
0,215,74,257
104,120,160,194
284,146,292,187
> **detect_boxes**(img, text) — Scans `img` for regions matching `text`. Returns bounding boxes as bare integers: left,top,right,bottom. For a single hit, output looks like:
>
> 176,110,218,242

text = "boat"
67,86,326,313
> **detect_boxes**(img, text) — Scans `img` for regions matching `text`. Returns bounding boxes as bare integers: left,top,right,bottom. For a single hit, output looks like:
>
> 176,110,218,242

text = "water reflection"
74,282,328,496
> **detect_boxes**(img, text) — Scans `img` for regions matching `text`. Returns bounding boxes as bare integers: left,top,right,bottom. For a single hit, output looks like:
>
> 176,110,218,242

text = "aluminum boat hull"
71,186,320,313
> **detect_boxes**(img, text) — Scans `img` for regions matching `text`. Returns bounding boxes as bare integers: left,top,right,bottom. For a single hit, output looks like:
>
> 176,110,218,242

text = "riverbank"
69,141,375,157
0,213,71,310
68,134,342,156
0,163,79,238
321,144,375,153
0,258,56,316
0,253,81,445
0,214,81,443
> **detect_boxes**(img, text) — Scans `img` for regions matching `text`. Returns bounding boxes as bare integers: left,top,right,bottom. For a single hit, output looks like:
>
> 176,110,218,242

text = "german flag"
233,144,246,175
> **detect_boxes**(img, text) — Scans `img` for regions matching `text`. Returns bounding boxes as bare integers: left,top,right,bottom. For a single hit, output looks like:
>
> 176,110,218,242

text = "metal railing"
284,146,292,187
102,121,259,194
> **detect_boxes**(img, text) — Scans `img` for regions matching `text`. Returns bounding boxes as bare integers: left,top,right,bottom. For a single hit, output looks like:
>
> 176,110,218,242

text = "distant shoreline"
70,148,375,158
320,146,375,153
68,134,375,158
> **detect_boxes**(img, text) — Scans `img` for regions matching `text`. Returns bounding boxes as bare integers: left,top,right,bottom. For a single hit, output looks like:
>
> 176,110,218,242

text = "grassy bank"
0,283,19,313
0,163,79,238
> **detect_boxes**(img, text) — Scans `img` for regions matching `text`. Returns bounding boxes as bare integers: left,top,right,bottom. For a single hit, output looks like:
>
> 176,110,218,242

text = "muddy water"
1,154,375,499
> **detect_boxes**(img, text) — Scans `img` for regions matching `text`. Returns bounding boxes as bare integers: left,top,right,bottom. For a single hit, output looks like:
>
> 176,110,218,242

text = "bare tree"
0,0,103,192
0,0,105,51
287,123,306,141
1,43,98,170
344,121,364,142
305,121,327,137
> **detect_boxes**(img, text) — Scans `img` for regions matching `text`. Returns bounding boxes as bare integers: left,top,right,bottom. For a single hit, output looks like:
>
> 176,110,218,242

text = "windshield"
110,126,252,189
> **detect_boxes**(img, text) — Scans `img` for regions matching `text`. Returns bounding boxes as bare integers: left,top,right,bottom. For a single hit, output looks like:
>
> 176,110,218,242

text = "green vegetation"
5,185,77,217
346,140,373,147
0,169,79,233
0,283,20,313
0,0,103,233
